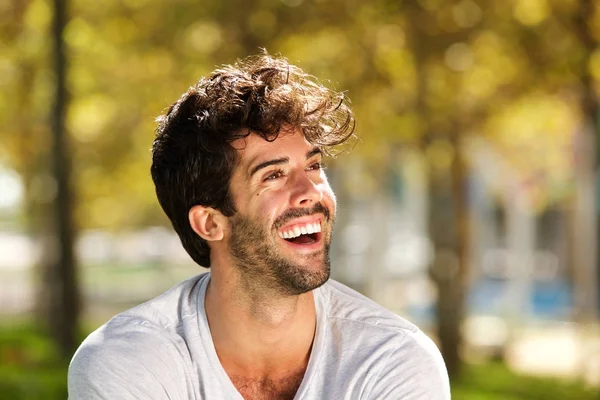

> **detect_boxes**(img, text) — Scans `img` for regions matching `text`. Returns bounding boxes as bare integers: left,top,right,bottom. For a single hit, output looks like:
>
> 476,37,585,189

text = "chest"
230,371,305,400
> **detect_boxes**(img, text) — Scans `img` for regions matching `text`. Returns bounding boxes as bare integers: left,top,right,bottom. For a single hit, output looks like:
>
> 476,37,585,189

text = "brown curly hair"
151,53,356,268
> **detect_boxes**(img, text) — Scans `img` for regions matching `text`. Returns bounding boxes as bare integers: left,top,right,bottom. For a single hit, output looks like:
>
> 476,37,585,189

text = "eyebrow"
248,147,323,178
306,147,322,159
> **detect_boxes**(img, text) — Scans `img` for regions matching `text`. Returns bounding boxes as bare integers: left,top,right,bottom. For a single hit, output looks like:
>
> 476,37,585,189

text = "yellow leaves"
184,22,223,55
76,159,158,229
122,0,153,10
104,17,137,46
588,49,600,81
444,30,526,106
374,25,416,97
462,66,497,101
445,42,473,72
375,47,416,98
452,0,482,29
472,31,520,85
278,28,357,83
513,0,550,27
18,0,50,59
280,0,304,7
354,93,421,156
141,50,176,80
418,0,444,12
65,17,118,66
425,62,452,112
249,10,277,40
283,28,350,65
86,196,124,229
0,56,16,91
69,62,95,93
376,24,406,51
483,93,577,209
64,17,93,50
4,0,594,228
76,164,128,229
394,113,421,143
487,94,576,145
23,0,51,31
68,94,116,143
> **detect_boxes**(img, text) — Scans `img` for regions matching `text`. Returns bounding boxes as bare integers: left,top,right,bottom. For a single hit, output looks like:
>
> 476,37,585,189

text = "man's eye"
307,162,324,171
264,170,284,181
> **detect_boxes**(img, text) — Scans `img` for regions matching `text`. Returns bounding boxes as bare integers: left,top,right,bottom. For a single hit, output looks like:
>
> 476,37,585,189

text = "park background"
1,0,600,398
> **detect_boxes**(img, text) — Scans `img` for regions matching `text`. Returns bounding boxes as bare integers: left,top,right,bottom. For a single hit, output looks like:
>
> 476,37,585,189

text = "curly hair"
151,53,356,267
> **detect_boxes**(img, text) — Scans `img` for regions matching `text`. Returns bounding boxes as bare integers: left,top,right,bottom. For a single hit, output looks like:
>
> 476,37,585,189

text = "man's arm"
367,330,451,400
68,325,189,399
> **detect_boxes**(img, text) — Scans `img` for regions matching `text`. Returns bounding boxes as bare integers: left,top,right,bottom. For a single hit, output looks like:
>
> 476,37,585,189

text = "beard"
228,203,332,296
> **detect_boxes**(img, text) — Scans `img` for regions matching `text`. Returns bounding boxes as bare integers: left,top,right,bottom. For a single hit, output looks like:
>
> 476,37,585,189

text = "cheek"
321,185,337,214
254,194,286,224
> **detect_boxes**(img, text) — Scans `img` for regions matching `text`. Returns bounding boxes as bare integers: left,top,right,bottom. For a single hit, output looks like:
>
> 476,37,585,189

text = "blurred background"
1,0,600,398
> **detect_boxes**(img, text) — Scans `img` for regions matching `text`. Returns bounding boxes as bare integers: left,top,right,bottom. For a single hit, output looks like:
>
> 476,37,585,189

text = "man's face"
226,128,336,295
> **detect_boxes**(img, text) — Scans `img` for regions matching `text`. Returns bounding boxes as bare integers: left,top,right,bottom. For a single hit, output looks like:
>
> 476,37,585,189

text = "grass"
0,325,68,400
0,324,598,400
452,361,599,400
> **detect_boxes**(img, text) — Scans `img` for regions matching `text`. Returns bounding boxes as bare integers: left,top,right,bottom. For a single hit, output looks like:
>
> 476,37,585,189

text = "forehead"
233,129,314,165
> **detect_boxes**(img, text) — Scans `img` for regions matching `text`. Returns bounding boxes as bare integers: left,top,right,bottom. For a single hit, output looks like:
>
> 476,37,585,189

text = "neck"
205,265,317,378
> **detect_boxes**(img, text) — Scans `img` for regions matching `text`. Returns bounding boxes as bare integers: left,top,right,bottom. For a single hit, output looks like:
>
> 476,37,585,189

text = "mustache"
273,203,330,230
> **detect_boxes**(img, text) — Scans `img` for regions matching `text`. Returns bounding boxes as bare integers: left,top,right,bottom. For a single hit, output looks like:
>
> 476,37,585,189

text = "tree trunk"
574,0,600,321
427,135,470,379
405,1,471,376
42,0,80,360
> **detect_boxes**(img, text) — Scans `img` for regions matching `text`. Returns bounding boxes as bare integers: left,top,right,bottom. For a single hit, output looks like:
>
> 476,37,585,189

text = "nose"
289,172,323,207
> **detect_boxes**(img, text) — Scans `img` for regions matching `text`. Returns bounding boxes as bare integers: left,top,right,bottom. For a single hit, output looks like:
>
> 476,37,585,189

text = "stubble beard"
228,207,332,296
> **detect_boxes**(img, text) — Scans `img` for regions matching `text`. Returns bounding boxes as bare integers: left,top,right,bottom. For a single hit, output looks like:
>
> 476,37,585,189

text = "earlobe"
189,205,225,241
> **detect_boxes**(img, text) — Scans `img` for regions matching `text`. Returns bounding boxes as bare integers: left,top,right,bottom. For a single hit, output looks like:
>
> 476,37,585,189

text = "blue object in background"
468,277,573,320
530,280,572,319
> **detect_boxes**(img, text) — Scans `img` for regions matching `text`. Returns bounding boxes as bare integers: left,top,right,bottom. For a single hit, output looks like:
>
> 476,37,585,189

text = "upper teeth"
279,222,321,239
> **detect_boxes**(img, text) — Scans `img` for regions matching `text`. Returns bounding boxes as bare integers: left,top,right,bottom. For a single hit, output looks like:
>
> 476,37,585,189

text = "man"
68,54,450,399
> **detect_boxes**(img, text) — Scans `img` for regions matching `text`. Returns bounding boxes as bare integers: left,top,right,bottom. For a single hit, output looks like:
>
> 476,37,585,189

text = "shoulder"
68,317,188,399
317,280,450,399
119,272,209,328
368,329,451,399
319,279,420,334
68,273,209,399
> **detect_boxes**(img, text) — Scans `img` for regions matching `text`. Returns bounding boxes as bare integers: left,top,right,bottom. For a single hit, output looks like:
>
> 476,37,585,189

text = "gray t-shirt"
68,273,450,399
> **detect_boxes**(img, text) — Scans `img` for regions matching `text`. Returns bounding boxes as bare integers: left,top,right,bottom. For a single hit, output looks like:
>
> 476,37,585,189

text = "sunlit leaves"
484,92,578,210
374,25,416,100
23,0,51,39
452,0,483,29
68,94,116,143
279,27,355,84
513,0,551,26
249,10,278,39
4,0,598,228
183,21,223,54
588,49,600,81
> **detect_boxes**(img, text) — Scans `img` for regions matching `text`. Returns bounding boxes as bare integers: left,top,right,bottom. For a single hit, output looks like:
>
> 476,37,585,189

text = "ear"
189,205,226,241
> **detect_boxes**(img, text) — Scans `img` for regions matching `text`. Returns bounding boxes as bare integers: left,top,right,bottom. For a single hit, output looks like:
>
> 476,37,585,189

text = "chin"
275,254,331,296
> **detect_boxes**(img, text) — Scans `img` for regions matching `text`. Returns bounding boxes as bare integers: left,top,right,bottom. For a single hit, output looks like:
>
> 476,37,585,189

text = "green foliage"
0,326,67,400
452,361,600,400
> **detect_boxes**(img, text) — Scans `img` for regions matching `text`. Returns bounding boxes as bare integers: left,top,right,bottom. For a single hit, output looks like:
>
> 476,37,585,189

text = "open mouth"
284,232,320,244
278,221,322,246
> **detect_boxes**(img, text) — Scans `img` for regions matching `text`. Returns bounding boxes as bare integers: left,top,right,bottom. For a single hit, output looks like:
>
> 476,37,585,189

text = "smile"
277,220,323,246
278,221,321,239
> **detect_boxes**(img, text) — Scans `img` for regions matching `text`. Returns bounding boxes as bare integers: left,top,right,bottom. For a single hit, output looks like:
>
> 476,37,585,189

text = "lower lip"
280,232,324,252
